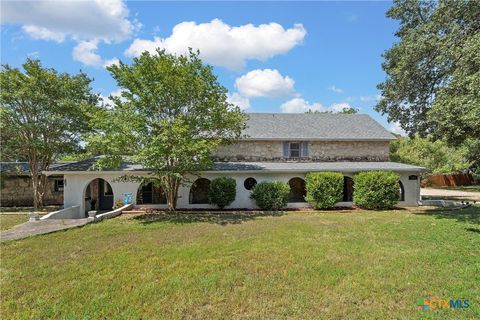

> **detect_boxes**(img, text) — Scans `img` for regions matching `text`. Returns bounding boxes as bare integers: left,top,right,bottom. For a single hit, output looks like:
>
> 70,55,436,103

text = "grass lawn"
0,214,30,231
1,207,479,319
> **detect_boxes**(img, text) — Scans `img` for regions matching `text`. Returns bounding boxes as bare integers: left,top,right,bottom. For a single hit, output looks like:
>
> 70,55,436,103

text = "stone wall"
0,175,64,207
213,140,390,162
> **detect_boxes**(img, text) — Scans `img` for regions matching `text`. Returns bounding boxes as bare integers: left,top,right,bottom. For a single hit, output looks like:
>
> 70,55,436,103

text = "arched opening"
83,178,114,215
189,178,211,204
244,177,257,190
399,181,405,201
288,177,306,202
137,181,167,205
343,176,354,202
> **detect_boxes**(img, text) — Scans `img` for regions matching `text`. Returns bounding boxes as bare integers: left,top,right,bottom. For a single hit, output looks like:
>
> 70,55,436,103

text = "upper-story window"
289,142,301,158
283,142,309,159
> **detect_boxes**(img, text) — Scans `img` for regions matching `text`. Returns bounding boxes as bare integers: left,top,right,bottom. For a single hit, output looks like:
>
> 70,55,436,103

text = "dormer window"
289,142,301,158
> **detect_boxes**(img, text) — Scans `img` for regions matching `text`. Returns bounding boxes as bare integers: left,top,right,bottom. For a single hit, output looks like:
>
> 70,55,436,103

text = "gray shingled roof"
45,157,143,172
45,158,426,173
243,113,395,141
0,162,67,175
211,162,426,172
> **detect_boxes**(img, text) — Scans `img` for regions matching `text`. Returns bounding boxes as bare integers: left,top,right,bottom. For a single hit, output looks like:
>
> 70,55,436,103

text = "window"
104,180,113,196
289,142,300,158
54,179,64,192
244,177,257,190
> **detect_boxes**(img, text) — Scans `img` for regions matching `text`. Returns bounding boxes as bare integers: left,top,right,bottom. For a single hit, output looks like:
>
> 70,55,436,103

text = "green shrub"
250,181,290,211
305,172,344,209
208,177,236,209
353,171,400,209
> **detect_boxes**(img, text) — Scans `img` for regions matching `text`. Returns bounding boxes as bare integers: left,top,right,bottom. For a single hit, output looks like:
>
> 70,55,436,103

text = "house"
44,113,426,216
0,162,65,207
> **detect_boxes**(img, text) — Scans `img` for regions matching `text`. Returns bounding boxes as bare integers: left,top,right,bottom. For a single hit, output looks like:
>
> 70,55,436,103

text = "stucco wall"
214,140,390,161
0,175,63,207
62,170,420,211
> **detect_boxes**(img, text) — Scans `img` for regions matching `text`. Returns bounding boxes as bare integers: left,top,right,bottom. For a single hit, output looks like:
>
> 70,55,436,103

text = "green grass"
1,207,479,319
0,205,61,213
0,214,29,231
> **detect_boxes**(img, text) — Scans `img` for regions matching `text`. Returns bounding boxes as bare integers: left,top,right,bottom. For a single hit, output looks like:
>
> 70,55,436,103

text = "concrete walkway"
0,218,93,242
421,188,480,201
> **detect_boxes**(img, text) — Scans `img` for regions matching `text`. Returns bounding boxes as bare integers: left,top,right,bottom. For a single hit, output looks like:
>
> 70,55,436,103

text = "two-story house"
44,113,426,215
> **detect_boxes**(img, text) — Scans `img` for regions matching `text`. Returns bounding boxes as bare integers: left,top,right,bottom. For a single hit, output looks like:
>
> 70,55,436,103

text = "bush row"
206,171,402,210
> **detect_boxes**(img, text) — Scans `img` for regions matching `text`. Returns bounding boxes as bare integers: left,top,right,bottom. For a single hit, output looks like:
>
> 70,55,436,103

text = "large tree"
89,49,246,211
0,59,98,210
376,0,480,143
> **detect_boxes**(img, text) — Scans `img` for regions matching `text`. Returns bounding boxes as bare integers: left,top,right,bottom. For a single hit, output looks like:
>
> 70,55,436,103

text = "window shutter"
283,142,289,158
302,142,309,158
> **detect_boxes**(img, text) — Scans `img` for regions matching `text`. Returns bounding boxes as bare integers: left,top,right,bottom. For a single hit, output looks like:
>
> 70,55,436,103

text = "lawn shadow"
133,211,284,226
412,205,480,225
465,227,480,234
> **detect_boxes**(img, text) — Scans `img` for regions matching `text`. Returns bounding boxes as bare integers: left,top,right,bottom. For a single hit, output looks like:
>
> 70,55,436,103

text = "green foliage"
88,49,246,210
376,0,480,144
305,107,358,114
462,138,480,172
208,177,236,209
250,181,290,211
390,136,470,174
305,172,344,209
0,58,98,209
353,171,400,210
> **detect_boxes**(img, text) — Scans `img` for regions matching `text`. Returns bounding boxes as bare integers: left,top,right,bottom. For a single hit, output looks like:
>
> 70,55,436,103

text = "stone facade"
0,175,64,207
213,140,390,162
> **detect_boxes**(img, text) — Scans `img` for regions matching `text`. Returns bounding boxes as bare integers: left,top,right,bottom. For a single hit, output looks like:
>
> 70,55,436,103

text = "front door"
99,180,114,210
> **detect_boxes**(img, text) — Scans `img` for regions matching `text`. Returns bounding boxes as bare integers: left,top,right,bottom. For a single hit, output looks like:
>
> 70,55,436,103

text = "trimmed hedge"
305,172,344,209
353,171,400,209
208,177,236,209
250,181,290,211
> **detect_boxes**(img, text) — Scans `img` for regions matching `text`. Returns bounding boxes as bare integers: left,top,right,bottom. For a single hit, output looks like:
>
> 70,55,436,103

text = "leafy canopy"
0,58,98,209
376,0,480,144
88,49,246,209
390,136,471,174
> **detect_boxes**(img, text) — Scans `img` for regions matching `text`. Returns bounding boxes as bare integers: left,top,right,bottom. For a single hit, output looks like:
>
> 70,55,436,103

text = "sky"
1,0,403,134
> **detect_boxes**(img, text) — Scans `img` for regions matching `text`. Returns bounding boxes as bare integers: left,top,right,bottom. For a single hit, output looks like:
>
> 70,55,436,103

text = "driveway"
421,188,480,201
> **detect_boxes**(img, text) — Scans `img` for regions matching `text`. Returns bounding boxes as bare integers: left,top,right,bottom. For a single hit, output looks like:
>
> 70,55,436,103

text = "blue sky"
1,1,402,133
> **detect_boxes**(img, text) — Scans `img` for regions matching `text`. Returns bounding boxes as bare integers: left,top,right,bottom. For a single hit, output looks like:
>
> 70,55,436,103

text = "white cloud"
103,57,120,68
235,69,295,98
22,25,66,42
280,98,325,113
280,99,355,113
100,89,125,109
227,93,250,110
1,0,137,43
72,42,120,68
330,102,352,113
389,121,406,136
72,41,102,66
124,19,306,69
328,85,343,93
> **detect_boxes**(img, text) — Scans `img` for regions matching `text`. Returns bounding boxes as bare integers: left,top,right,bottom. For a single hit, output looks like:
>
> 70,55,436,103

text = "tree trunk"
31,173,39,211
161,174,181,212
